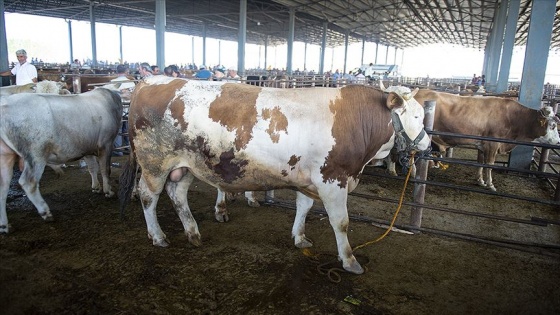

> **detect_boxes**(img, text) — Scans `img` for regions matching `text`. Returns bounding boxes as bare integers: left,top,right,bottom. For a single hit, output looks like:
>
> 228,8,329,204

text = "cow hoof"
104,191,115,198
388,171,398,176
295,236,314,248
487,185,497,192
187,233,202,247
0,225,9,234
152,238,169,247
215,213,229,223
247,199,260,207
40,212,54,222
343,261,365,275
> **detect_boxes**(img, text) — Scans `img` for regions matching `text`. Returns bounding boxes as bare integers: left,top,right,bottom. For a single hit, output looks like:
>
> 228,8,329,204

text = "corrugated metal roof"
3,0,559,50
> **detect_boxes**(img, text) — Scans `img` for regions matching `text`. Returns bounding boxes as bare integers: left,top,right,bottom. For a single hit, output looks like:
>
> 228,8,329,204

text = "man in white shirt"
0,49,38,85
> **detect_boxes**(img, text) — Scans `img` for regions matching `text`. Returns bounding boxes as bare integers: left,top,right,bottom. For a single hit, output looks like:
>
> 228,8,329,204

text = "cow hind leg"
292,192,314,248
138,176,168,247
214,188,229,222
96,147,115,197
165,171,201,246
19,161,53,221
245,191,261,207
0,149,17,233
83,156,102,194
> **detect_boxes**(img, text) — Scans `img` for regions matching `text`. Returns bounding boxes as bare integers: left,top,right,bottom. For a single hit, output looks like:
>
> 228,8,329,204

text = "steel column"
238,0,247,76
319,22,327,74
509,0,556,169
68,20,73,63
286,8,295,75
343,31,349,74
89,3,97,67
155,0,166,70
487,0,508,91
496,0,521,93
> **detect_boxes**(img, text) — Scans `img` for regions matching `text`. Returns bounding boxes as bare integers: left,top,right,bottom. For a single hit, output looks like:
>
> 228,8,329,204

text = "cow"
0,81,71,105
380,82,560,191
0,88,123,233
119,76,430,274
0,83,36,98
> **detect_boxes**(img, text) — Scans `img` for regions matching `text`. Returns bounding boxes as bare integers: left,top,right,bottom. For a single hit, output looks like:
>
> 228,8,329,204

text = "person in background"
108,64,136,155
471,73,478,84
226,67,240,81
213,68,226,81
151,65,160,75
194,65,213,80
0,49,38,85
138,62,153,78
169,64,182,77
109,64,135,98
163,66,176,77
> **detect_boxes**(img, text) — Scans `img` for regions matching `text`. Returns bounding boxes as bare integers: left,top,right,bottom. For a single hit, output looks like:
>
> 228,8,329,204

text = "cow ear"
410,87,419,97
386,92,404,110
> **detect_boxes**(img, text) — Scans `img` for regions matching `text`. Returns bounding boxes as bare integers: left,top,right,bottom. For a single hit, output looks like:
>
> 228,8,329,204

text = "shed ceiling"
3,0,560,50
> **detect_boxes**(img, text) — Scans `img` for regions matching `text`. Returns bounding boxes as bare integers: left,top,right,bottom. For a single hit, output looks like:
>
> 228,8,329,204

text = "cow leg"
83,155,101,194
476,150,486,187
319,187,364,274
165,171,201,246
292,192,314,248
97,146,115,197
0,145,17,233
214,188,229,222
245,191,260,207
483,146,500,192
19,160,52,221
264,190,275,203
138,175,168,247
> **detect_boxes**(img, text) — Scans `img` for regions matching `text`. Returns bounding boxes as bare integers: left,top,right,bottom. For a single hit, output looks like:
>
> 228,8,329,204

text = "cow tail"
118,150,138,220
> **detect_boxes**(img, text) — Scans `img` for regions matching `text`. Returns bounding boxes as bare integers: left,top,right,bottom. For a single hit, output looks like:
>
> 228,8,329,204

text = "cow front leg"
0,150,17,233
138,176,167,247
292,192,314,248
19,162,52,222
165,171,201,246
320,188,364,274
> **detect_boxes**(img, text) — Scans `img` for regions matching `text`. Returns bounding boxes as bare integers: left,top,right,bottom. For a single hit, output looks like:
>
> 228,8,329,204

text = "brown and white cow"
382,82,560,191
0,88,123,233
119,76,430,274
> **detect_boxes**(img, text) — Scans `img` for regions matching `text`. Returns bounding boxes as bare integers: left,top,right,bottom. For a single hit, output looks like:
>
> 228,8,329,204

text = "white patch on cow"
35,80,60,94
535,106,560,144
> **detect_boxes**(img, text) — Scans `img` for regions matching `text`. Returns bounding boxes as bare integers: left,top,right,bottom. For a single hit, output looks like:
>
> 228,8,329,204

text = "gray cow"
0,88,123,233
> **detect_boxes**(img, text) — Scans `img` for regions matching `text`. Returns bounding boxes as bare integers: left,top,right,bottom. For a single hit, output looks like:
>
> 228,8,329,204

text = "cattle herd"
1,75,559,276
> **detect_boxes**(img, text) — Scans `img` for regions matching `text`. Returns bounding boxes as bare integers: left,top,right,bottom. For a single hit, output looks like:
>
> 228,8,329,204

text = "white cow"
120,77,430,274
0,88,123,233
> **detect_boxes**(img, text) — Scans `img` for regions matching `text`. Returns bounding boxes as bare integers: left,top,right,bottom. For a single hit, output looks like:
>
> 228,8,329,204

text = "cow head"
536,106,560,144
386,88,431,154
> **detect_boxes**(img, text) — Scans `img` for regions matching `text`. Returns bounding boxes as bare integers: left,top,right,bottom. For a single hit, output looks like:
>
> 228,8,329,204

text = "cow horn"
379,80,386,91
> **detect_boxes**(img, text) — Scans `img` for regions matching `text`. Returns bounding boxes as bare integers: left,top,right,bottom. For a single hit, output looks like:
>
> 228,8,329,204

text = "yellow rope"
353,152,416,252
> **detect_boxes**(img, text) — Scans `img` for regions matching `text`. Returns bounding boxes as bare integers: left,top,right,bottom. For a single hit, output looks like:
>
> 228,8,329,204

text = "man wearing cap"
194,65,213,80
0,49,38,85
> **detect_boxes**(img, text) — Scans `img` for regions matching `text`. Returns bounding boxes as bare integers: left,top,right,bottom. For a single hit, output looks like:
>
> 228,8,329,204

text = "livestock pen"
2,77,560,314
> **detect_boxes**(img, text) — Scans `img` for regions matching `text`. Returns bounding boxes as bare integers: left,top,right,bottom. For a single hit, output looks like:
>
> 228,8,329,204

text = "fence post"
72,75,81,94
410,100,436,231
